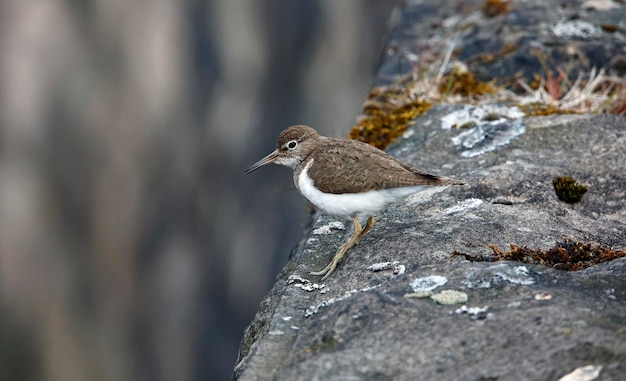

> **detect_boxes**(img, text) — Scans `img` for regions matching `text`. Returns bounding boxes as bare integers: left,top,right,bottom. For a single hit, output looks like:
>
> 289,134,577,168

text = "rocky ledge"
234,1,626,380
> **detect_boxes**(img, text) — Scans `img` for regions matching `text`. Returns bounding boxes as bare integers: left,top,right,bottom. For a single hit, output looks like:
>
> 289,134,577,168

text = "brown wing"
307,138,460,194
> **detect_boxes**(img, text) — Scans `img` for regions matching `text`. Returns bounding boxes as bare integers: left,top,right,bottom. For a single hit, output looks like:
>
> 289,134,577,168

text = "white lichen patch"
534,292,552,301
305,285,380,317
430,290,469,305
410,275,448,293
287,275,326,292
441,104,526,158
312,221,345,235
551,20,602,40
455,305,489,316
558,365,603,381
445,198,484,214
281,316,292,321
582,0,620,10
462,263,535,289
367,261,397,271
452,119,526,158
441,104,524,130
268,330,284,336
367,261,406,275
394,265,406,275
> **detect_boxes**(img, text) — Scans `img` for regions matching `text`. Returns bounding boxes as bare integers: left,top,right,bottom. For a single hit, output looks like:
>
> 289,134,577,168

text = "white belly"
296,160,429,219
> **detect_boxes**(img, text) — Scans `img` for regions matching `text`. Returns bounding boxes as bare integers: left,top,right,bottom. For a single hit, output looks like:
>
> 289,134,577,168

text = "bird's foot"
309,258,339,280
310,215,373,280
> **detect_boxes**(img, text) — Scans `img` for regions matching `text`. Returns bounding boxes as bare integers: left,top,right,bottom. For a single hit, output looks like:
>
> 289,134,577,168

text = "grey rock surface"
376,0,626,86
234,1,626,380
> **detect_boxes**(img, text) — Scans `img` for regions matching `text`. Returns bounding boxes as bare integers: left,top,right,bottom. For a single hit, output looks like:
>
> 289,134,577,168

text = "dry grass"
452,238,626,271
514,68,626,115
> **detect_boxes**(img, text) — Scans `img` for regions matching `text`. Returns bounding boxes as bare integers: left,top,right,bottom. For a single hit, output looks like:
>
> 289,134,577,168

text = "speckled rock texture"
233,1,626,380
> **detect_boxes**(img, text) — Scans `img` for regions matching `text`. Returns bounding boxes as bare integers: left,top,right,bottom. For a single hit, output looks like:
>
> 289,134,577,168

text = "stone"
233,1,626,380
429,290,469,305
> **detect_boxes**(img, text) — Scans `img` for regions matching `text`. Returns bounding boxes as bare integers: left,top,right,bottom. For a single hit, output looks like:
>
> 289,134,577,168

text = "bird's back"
300,137,461,194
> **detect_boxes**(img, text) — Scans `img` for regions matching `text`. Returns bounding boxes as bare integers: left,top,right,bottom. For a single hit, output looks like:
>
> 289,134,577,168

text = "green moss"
553,176,588,203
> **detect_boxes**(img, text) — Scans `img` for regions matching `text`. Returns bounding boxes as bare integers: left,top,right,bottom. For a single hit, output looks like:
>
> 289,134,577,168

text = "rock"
233,1,626,380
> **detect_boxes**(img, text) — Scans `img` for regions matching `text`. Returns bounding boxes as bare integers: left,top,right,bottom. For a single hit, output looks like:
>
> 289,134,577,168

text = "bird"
245,125,464,280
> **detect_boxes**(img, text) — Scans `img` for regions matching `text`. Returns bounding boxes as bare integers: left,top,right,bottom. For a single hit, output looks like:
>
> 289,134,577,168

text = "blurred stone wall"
0,0,396,380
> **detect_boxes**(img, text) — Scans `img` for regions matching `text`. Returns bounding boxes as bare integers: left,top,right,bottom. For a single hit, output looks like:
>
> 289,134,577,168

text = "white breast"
296,160,429,219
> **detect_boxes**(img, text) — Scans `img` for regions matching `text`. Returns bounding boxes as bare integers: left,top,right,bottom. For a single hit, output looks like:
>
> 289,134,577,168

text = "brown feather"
302,137,462,194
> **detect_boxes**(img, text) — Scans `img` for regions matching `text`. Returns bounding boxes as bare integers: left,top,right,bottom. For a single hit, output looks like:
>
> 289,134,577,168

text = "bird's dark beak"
245,150,279,174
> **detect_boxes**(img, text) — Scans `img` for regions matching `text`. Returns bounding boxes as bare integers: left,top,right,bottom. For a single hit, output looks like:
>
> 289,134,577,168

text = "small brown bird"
246,125,463,280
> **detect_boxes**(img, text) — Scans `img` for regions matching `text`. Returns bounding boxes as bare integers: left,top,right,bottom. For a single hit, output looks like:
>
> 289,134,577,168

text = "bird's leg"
356,216,375,242
310,215,363,280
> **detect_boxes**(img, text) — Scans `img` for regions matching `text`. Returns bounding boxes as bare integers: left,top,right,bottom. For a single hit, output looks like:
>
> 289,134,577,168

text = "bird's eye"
287,141,297,149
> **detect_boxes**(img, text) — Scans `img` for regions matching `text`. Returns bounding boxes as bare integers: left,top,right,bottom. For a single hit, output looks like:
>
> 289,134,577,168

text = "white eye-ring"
287,140,297,149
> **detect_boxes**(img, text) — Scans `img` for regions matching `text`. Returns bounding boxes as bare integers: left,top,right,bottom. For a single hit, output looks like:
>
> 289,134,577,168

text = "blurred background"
0,0,398,380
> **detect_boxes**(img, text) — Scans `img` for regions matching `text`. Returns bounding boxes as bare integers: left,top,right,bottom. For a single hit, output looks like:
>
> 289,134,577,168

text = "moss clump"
482,0,511,17
452,239,626,271
349,86,431,150
553,176,588,203
601,24,618,33
438,68,497,98
516,103,578,116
